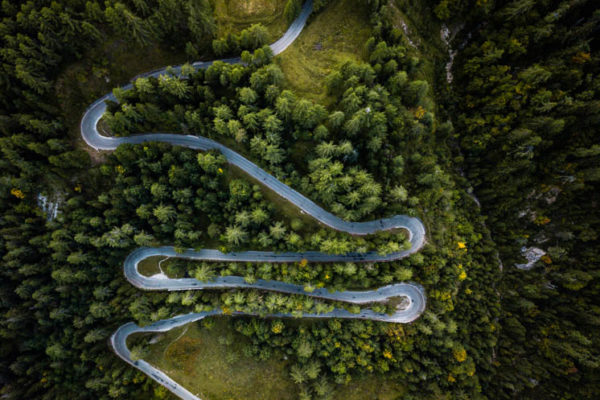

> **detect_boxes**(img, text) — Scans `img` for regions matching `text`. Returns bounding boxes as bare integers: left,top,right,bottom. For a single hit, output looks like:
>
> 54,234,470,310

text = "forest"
0,0,598,399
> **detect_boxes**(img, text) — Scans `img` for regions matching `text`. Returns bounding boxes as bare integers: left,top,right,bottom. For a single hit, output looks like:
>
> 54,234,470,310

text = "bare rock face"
515,247,546,270
441,25,457,83
37,193,61,221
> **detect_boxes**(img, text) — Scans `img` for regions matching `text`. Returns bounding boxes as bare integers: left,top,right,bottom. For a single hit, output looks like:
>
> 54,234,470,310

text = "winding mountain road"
81,1,428,399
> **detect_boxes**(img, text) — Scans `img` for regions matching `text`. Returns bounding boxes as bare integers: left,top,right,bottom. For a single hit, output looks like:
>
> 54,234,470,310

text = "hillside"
0,1,598,400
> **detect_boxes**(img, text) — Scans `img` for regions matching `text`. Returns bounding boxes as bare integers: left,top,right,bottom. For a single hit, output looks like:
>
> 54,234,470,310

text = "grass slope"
142,318,295,400
141,318,405,400
137,256,169,277
275,0,372,104
212,0,289,41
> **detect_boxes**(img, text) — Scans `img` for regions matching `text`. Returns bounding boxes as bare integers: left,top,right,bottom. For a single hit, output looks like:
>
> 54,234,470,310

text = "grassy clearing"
137,257,191,279
275,0,372,104
333,376,405,399
212,0,289,41
141,318,405,400
137,256,168,277
142,318,296,400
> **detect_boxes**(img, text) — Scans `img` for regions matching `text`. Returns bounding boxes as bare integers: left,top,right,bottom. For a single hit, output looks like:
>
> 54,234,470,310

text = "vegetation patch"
137,256,166,276
55,37,187,140
226,163,323,234
141,318,405,400
212,0,289,41
332,376,405,400
275,0,372,103
3,0,599,399
142,318,296,400
385,0,447,89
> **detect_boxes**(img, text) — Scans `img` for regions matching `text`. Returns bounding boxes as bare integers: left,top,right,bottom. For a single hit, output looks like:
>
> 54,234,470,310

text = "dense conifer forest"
1,0,598,399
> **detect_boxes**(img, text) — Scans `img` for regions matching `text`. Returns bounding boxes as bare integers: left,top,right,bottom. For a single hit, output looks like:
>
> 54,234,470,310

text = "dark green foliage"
104,0,216,47
449,0,600,398
284,0,303,23
212,24,270,57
